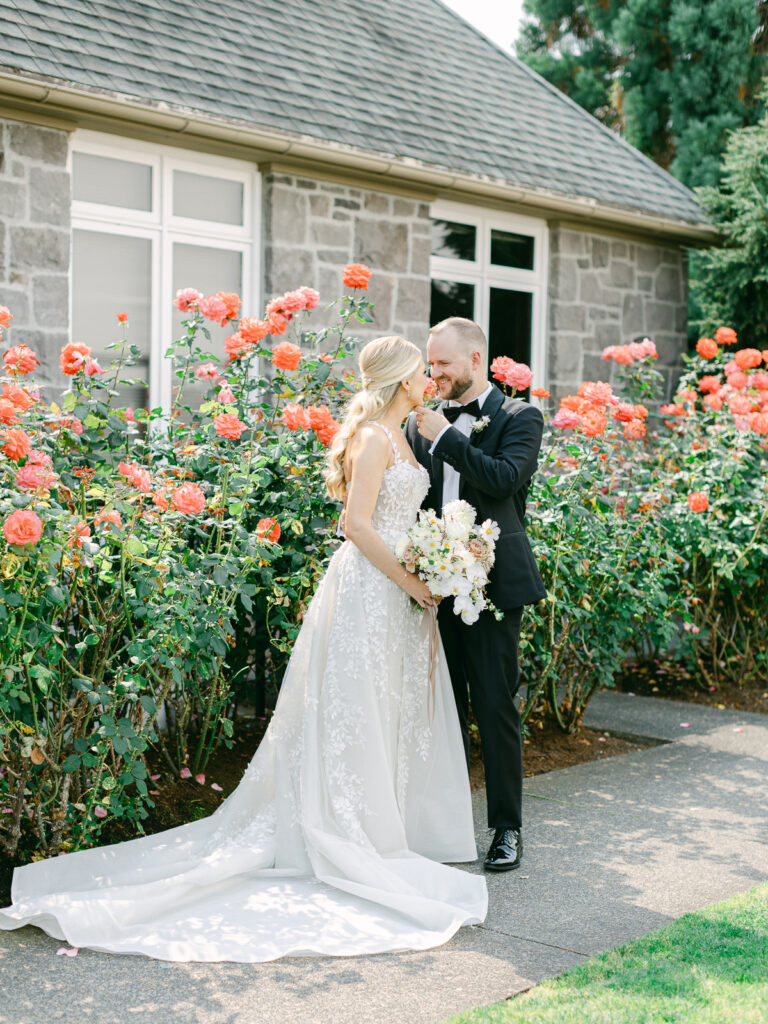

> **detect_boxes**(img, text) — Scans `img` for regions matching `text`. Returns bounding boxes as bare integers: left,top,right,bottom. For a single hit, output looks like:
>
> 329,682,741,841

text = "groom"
406,316,546,872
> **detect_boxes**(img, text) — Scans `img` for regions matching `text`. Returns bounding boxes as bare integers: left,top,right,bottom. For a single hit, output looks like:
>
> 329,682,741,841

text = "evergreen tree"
690,89,768,347
517,0,765,189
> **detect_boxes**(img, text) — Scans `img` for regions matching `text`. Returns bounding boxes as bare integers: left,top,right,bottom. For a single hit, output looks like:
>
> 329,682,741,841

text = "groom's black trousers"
438,603,524,831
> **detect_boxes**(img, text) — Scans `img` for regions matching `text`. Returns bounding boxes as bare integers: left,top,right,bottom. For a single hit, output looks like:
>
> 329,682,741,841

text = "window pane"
172,243,243,413
72,229,152,410
173,171,244,226
430,279,475,325
430,219,476,261
490,229,535,270
488,287,532,395
72,152,152,211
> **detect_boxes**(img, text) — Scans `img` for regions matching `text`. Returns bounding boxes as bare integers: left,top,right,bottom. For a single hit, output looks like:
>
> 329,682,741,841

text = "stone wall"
0,119,71,386
262,172,432,345
548,225,687,401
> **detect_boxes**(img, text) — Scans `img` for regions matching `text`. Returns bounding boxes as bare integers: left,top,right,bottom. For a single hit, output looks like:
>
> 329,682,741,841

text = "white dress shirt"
429,382,493,508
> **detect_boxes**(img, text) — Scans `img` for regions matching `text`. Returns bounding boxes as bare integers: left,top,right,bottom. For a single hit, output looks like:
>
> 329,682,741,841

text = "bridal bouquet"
396,499,501,624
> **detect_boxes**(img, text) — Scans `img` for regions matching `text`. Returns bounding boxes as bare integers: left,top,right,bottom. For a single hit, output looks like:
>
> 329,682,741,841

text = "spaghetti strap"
370,421,402,463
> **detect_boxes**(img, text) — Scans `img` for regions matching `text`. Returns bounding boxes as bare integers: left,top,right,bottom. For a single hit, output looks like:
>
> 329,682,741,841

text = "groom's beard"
437,373,474,402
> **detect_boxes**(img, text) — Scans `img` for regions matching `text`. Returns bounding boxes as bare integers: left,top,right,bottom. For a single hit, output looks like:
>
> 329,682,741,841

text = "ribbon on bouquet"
427,604,439,721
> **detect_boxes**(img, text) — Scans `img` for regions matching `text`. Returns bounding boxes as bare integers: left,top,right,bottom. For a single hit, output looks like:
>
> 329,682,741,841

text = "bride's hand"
401,572,435,609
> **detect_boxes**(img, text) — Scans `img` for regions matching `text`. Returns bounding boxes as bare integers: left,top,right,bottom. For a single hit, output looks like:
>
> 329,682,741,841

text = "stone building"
0,0,715,407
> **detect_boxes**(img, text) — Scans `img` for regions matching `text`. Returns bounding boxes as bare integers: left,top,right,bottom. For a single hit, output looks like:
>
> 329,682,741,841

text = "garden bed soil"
617,659,768,716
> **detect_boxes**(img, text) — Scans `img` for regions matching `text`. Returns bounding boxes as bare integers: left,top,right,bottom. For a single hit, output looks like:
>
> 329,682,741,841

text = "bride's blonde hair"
325,335,422,500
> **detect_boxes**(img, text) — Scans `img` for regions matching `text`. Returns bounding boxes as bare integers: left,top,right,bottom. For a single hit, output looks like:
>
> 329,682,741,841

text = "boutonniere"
471,415,490,434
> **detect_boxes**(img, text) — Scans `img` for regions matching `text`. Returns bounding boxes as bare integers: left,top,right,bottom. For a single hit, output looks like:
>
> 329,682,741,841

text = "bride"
0,336,488,962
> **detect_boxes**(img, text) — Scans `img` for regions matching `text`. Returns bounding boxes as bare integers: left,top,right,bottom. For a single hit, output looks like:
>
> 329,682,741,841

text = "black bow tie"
443,399,483,422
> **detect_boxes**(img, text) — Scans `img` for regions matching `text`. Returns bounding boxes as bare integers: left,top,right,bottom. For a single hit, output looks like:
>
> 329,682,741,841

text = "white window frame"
429,199,549,384
70,130,261,412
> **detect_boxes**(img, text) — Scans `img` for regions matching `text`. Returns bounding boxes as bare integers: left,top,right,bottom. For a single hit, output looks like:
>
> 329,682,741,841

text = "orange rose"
3,382,37,412
697,375,720,394
696,337,718,359
116,312,128,323
342,263,373,290
153,488,170,512
267,312,288,336
94,509,123,531
530,387,550,399
239,317,270,344
750,412,768,435
60,341,92,375
734,348,762,370
0,399,18,425
172,482,206,515
687,491,709,513
624,419,647,440
726,371,748,390
314,420,340,446
703,394,723,411
579,409,607,437
213,413,247,440
1,428,32,461
281,403,310,431
727,394,752,416
577,381,614,406
256,517,281,543
67,520,91,548
223,332,251,360
271,342,302,371
0,305,12,331
3,344,39,376
198,295,229,325
714,326,737,346
215,291,242,321
3,508,43,547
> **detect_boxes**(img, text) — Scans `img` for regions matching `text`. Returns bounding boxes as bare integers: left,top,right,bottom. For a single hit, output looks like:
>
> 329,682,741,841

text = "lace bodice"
368,422,430,548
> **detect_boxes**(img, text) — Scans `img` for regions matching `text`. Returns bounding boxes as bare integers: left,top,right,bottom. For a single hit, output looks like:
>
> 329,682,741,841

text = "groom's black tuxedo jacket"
406,384,547,610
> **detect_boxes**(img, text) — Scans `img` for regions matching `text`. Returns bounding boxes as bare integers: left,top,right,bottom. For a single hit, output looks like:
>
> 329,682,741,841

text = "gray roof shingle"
0,0,706,225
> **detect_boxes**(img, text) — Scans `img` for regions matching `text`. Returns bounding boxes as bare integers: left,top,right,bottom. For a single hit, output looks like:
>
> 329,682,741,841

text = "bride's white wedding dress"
0,423,487,962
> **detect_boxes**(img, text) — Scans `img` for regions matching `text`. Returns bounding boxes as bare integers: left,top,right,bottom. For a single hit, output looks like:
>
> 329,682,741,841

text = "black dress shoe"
484,828,523,872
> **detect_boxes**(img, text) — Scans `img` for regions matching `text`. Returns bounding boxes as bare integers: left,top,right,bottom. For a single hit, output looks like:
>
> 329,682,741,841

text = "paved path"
3,693,767,1024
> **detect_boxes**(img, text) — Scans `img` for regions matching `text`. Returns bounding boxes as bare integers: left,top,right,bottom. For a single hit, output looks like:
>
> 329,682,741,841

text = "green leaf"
124,537,148,557
138,695,156,715
62,754,81,772
130,762,147,781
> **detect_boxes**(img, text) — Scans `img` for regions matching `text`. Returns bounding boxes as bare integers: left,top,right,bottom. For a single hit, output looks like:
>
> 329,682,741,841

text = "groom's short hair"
429,317,487,357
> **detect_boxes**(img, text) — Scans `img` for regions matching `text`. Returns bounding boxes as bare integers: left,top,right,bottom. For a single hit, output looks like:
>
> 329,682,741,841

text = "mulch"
616,658,768,716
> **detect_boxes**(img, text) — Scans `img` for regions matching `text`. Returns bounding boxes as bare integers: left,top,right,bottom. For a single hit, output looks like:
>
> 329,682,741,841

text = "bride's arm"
344,426,435,609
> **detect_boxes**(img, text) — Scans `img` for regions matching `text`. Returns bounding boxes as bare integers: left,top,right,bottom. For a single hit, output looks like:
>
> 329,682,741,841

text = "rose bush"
0,268,372,860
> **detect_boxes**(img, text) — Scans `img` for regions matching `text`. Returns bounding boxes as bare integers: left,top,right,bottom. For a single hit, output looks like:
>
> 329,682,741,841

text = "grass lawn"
444,882,768,1024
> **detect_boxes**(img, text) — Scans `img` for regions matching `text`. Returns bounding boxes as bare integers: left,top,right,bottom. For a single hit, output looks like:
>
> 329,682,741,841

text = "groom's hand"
415,406,449,442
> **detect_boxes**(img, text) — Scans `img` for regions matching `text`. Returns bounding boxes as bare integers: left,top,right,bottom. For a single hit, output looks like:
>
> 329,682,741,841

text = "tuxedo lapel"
458,385,505,499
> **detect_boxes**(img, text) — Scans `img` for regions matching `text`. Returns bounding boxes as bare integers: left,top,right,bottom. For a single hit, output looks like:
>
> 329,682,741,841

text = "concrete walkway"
3,693,767,1024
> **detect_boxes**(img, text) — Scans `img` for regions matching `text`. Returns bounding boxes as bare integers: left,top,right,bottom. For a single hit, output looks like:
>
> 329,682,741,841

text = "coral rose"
85,359,105,376
60,341,92,375
223,332,251,360
703,394,723,411
281,403,310,430
174,288,203,313
314,419,341,446
267,312,288,336
0,305,12,331
152,488,170,512
750,412,768,435
67,520,91,548
552,408,578,429
577,381,614,406
0,399,18,425
195,362,219,380
490,356,533,391
307,405,333,430
727,394,752,416
726,371,749,390
687,491,709,513
256,517,281,543
698,375,720,394
298,286,320,310
714,327,737,346
751,370,768,390
215,291,241,321
239,317,270,344
218,385,235,404
198,295,230,325
4,344,39,376
213,413,247,440
118,461,152,493
3,382,37,411
612,402,636,423
3,508,43,547
530,387,550,399
51,417,83,434
16,460,57,494
116,312,128,323
172,482,206,514
734,348,762,370
696,337,718,359
342,263,373,290
624,419,647,440
94,509,123,531
271,342,302,371
2,428,32,461
579,409,608,436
